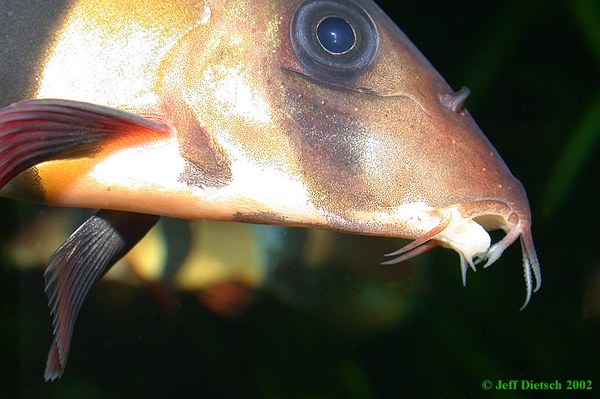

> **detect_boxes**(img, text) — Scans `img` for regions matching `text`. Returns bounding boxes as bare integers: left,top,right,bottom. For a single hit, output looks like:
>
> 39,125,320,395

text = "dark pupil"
316,17,355,54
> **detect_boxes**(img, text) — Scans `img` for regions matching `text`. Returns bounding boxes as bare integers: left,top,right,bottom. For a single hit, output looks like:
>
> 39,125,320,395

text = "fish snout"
383,194,540,309
455,194,541,309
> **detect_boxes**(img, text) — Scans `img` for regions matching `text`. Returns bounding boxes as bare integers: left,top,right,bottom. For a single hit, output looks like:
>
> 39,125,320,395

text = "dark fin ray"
43,210,160,381
0,99,173,189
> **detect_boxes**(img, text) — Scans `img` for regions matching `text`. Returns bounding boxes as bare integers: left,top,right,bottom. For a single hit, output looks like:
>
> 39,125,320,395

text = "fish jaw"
378,194,541,310
457,196,541,309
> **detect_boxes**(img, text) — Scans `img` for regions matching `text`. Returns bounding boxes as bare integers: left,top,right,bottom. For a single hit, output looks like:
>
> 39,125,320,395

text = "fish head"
1,0,539,306
0,0,543,381
154,0,539,304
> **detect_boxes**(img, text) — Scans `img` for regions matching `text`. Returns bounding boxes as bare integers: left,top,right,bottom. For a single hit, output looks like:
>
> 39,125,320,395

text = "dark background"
1,0,599,397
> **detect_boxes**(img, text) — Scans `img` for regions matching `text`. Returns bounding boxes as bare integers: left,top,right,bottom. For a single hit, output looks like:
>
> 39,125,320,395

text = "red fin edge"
0,99,173,189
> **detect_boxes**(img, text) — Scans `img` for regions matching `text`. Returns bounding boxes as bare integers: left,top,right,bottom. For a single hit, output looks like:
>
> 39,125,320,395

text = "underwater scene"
1,0,598,397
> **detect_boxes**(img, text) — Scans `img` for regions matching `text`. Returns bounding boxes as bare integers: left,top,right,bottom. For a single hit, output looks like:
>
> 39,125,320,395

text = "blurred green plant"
542,94,600,216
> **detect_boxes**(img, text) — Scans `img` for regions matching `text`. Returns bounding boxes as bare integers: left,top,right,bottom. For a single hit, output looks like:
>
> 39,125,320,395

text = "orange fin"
0,99,172,188
44,210,159,381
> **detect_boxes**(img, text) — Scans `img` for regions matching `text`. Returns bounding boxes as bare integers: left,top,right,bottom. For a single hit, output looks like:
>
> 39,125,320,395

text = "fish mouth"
382,199,541,309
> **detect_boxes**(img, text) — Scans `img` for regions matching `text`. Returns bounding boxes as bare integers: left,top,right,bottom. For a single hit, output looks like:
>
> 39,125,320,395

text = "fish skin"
0,0,540,380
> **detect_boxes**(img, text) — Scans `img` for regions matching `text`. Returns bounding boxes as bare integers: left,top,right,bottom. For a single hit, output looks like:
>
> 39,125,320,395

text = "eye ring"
291,0,379,82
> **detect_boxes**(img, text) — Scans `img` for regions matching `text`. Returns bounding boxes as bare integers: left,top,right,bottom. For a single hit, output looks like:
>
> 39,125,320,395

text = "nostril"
439,86,470,113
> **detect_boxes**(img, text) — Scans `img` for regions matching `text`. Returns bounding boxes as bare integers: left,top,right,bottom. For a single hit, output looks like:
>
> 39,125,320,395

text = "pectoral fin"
44,210,159,381
0,99,173,188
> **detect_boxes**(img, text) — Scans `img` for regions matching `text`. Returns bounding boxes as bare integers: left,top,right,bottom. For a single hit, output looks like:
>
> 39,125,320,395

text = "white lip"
379,203,490,284
372,200,541,309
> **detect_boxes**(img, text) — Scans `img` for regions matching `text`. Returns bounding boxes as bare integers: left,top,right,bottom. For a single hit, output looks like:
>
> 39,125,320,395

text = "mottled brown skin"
1,0,528,225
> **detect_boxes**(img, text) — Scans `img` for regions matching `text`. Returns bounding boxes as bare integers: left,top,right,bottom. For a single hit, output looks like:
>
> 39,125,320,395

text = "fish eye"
291,0,379,82
317,17,355,54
